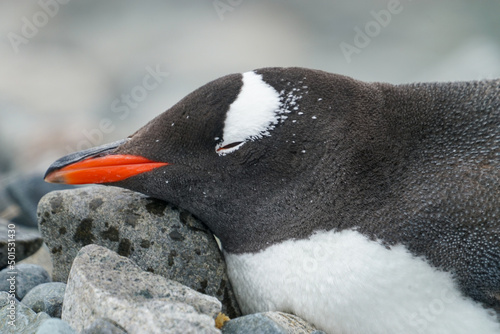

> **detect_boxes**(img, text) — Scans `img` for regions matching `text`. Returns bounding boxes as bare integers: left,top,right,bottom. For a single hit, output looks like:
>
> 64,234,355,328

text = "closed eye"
216,141,244,152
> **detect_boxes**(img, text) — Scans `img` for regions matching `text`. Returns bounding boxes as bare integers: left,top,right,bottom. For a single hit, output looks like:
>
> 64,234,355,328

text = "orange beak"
44,139,169,185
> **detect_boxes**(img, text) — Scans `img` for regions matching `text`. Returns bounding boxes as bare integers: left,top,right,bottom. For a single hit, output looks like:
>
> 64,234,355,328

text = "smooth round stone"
0,264,51,300
222,313,287,334
36,318,76,334
22,282,66,318
222,312,327,334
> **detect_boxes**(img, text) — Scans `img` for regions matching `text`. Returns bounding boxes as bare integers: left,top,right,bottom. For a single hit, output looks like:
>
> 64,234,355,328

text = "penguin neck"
378,80,500,145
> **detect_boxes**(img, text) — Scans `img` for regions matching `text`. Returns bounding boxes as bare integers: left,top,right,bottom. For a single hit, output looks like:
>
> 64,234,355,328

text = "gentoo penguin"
45,67,500,334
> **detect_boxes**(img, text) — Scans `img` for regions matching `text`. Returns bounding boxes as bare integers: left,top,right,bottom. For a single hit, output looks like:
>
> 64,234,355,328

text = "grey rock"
0,218,44,269
81,318,128,334
0,291,7,307
22,282,66,318
36,318,77,334
0,300,50,334
0,291,14,307
0,291,19,309
62,244,221,334
222,313,286,334
222,312,326,334
0,263,51,299
38,186,240,317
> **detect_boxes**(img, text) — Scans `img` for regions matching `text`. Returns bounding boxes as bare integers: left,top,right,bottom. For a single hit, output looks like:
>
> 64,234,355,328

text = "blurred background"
1,0,500,180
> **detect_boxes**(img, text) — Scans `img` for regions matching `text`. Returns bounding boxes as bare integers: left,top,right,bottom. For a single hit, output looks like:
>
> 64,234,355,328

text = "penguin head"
45,67,375,251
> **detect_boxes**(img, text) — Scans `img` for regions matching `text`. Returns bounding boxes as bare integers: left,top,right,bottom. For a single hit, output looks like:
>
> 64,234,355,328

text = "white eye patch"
216,71,280,155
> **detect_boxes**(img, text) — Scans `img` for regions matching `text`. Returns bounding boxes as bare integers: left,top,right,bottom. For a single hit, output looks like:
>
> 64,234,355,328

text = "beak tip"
44,165,60,183
43,171,63,184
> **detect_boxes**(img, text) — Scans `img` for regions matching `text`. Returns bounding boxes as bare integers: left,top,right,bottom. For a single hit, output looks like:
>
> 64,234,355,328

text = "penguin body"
225,230,498,334
45,68,500,333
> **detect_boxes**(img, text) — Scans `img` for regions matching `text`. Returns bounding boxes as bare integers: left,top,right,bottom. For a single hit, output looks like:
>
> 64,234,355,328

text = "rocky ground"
0,174,325,333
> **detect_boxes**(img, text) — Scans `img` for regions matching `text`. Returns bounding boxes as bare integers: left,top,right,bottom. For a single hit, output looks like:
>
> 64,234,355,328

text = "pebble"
22,282,66,318
222,312,326,334
38,185,240,317
0,263,51,299
36,318,76,334
62,244,222,333
0,300,50,334
222,313,286,334
0,218,43,269
0,291,18,308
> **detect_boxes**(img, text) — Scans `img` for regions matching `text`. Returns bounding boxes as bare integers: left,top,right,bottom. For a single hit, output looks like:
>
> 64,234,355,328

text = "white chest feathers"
224,229,500,334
